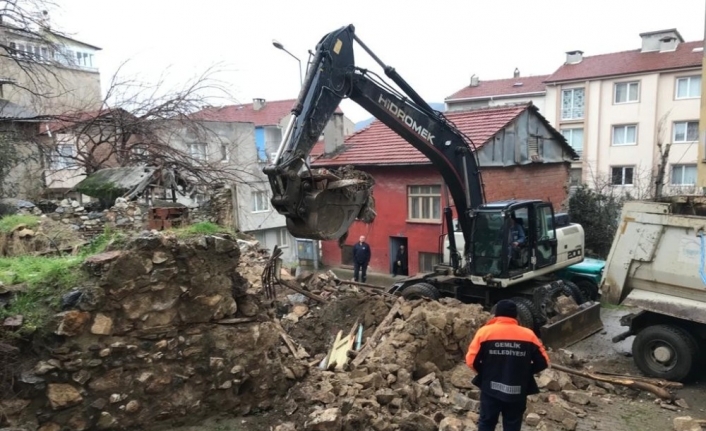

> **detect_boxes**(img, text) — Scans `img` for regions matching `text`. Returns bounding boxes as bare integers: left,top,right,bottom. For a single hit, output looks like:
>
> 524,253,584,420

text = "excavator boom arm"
263,25,485,265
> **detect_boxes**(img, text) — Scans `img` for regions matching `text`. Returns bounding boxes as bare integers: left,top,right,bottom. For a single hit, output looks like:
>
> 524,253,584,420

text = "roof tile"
545,40,703,83
446,75,549,101
313,104,529,166
191,99,344,126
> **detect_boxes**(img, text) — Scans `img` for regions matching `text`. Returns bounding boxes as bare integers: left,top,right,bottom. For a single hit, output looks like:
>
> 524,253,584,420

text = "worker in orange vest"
465,300,550,431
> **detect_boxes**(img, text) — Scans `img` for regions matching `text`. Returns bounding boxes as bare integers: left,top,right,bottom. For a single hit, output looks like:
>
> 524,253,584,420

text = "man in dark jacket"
392,244,408,277
465,300,549,431
352,235,371,282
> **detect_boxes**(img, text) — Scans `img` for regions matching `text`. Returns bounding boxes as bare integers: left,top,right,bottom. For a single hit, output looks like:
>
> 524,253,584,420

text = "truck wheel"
574,279,599,302
401,282,440,301
490,298,534,330
510,296,546,327
561,281,587,305
632,325,699,382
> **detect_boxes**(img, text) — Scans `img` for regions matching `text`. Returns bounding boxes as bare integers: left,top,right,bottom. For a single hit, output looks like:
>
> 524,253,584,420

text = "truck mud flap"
539,302,603,350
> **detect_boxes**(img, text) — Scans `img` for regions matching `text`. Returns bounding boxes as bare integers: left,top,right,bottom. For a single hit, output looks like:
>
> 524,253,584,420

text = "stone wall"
1,232,296,430
55,198,146,236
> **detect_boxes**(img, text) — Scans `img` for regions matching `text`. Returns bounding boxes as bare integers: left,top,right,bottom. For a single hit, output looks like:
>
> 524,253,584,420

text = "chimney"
566,50,583,64
252,98,266,111
40,10,50,30
470,74,479,87
640,29,683,52
659,36,678,52
324,113,345,154
513,68,520,78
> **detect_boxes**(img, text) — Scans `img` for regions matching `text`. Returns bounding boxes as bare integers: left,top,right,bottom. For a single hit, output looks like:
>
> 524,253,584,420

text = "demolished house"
73,165,196,230
73,165,195,207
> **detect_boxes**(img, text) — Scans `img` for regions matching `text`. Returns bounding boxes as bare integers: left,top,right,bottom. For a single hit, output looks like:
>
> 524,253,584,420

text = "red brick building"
311,103,578,275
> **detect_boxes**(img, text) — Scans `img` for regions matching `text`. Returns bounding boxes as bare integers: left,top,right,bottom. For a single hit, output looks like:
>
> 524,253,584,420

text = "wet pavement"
567,306,706,427
569,306,634,361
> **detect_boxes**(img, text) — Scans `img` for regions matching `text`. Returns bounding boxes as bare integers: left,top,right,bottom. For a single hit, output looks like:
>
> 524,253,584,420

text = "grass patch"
0,255,84,335
0,214,40,233
171,221,233,238
0,226,128,336
80,226,127,257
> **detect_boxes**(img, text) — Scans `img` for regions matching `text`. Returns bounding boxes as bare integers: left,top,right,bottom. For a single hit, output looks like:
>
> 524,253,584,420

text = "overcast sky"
52,0,705,124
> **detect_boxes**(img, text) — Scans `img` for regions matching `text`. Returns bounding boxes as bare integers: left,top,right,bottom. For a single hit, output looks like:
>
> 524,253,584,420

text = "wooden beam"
351,298,403,367
277,278,326,303
551,363,675,400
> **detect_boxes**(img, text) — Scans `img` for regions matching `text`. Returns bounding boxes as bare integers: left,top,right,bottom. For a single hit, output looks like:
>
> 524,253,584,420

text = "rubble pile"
0,218,85,257
273,297,491,431
11,197,146,239
4,187,236,241
0,228,695,431
265,274,692,431
0,232,298,430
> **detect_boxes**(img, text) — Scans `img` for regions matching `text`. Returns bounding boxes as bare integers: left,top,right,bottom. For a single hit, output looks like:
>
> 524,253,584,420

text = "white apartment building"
543,29,702,195
445,29,703,196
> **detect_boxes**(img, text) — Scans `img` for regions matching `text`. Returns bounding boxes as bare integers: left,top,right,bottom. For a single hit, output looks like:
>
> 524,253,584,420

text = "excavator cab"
468,200,559,280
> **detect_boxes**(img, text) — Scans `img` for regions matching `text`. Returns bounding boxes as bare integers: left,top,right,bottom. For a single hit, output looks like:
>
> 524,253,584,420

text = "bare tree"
582,159,656,201
654,111,673,200
35,61,260,196
0,0,79,101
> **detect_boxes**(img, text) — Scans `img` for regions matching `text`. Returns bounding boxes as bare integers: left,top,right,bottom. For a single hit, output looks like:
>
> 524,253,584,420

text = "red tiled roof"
191,99,344,126
312,104,529,166
311,140,325,158
545,40,703,83
40,108,134,134
446,75,550,101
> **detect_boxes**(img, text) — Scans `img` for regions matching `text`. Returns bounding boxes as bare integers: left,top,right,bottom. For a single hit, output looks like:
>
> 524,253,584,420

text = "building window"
612,124,637,146
131,145,148,158
611,166,634,186
276,228,289,248
49,143,76,170
561,88,585,120
673,121,699,143
419,252,440,272
408,185,441,221
253,231,267,247
670,164,697,185
10,41,48,61
252,190,270,212
676,76,701,99
189,143,207,161
560,128,583,157
220,144,229,162
51,46,94,69
569,168,582,186
614,81,639,104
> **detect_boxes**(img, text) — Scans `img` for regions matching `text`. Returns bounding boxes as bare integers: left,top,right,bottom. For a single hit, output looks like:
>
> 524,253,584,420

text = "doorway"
389,236,408,276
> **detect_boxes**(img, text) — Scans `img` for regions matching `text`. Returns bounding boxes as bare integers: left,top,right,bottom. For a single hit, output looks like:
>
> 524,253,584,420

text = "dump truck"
603,198,706,382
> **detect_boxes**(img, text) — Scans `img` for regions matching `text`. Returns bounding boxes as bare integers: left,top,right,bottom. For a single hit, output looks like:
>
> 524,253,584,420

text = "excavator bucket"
539,302,603,350
285,167,376,241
